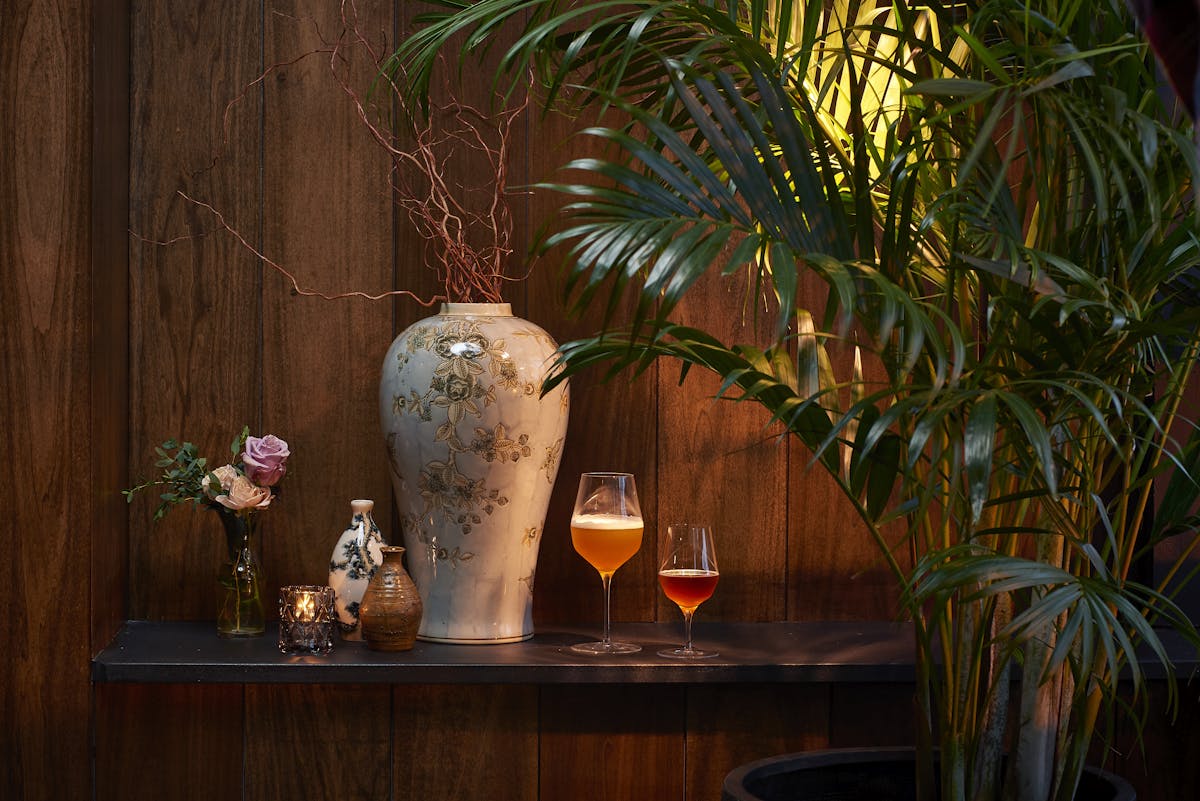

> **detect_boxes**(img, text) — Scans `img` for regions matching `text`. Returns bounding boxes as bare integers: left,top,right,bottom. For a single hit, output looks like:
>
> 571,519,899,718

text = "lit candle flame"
296,591,316,623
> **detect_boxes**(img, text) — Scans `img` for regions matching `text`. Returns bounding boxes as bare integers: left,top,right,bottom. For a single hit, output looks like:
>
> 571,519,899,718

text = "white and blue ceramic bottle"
328,499,386,641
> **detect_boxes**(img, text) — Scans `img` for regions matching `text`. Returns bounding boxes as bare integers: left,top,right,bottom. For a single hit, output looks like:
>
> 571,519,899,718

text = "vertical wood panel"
90,6,1200,801
829,683,916,748
246,685,391,801
390,1,463,314
658,270,789,623
128,1,263,620
788,278,900,620
1102,682,1200,801
393,684,538,801
540,685,685,801
260,1,396,597
92,0,133,649
788,464,902,620
526,109,660,627
1,2,95,799
687,685,831,801
1156,375,1200,620
95,684,243,801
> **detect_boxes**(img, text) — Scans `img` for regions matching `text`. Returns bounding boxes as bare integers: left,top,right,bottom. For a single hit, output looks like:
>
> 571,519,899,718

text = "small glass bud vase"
278,585,335,655
217,510,265,638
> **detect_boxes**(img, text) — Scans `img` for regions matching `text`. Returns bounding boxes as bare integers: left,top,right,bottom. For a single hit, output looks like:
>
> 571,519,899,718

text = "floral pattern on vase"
380,302,569,643
328,499,386,641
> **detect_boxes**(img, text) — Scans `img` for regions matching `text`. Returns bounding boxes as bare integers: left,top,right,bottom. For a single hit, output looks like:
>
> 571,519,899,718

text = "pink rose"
242,434,290,487
215,475,273,511
202,465,239,500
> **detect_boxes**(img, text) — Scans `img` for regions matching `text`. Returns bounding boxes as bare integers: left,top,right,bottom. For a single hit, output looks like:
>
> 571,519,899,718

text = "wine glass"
657,523,719,659
569,472,644,655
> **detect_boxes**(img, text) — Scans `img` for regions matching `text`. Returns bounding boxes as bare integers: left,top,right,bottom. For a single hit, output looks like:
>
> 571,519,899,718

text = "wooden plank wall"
1,1,1197,799
99,2,912,798
2,1,124,800
115,0,881,644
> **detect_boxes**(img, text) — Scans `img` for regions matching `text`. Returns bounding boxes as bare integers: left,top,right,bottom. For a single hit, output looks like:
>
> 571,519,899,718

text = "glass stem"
682,607,696,652
601,572,614,645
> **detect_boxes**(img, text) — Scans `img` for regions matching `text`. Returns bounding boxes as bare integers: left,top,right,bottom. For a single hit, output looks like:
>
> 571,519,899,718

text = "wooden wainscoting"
3,2,1198,800
93,682,898,801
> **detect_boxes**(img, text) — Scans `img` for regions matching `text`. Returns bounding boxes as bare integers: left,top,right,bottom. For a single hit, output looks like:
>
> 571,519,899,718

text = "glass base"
570,640,642,655
657,646,718,659
217,626,265,639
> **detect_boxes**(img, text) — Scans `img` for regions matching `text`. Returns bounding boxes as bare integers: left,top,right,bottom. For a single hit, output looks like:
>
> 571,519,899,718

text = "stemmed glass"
657,523,719,659
569,472,643,655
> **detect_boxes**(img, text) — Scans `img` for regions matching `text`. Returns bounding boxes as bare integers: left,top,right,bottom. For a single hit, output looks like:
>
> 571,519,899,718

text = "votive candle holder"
278,585,335,655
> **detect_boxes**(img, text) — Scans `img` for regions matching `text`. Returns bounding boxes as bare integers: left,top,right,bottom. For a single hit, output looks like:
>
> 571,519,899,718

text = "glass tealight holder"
278,585,336,655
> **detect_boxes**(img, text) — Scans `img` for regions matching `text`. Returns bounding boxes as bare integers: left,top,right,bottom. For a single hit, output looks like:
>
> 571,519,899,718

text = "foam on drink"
571,513,644,574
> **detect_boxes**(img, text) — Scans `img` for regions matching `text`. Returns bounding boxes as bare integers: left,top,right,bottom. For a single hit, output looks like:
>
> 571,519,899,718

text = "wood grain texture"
658,268,790,623
0,2,95,799
788,462,903,620
91,0,132,649
259,1,396,598
1156,373,1200,620
787,278,901,620
686,684,831,801
829,683,917,748
1106,683,1200,801
540,685,685,801
393,684,538,801
526,107,661,627
84,6,1200,801
128,1,264,619
245,684,391,801
94,684,243,801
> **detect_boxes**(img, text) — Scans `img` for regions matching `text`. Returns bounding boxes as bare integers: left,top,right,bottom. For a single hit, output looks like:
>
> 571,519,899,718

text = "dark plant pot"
722,748,1135,801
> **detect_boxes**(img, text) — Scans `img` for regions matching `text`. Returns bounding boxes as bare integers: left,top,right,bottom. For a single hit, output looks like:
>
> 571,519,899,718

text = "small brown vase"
359,545,423,651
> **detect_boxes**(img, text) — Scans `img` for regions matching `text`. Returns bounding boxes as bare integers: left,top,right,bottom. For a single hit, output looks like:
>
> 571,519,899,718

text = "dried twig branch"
176,191,432,303
329,1,528,302
140,0,530,306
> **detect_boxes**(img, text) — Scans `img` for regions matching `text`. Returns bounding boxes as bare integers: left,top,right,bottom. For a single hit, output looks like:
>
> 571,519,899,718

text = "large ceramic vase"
379,302,569,643
721,748,1136,801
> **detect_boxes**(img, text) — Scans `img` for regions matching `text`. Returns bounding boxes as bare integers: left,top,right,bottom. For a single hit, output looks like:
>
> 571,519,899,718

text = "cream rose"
203,465,239,500
215,475,272,511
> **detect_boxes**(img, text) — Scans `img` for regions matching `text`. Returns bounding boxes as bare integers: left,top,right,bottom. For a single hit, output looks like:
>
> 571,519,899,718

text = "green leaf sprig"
124,425,251,520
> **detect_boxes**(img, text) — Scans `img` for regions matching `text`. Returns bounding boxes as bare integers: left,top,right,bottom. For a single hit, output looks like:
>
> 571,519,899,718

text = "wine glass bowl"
657,523,719,659
570,514,643,575
569,472,643,655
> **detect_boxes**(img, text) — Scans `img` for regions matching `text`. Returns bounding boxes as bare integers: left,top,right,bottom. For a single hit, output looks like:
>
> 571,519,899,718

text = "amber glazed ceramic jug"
358,546,423,651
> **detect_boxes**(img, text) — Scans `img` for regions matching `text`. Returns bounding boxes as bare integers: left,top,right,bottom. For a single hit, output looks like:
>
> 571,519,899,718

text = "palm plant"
392,1,1200,800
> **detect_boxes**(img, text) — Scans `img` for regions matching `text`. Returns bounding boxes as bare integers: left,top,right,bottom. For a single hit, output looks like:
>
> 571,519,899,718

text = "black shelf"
94,620,1199,685
92,620,918,685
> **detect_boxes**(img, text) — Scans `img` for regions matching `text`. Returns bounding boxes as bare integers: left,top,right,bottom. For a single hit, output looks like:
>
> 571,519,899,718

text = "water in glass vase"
217,511,265,638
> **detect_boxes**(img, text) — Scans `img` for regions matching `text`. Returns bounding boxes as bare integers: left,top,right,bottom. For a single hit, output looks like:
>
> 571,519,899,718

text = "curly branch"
142,0,530,306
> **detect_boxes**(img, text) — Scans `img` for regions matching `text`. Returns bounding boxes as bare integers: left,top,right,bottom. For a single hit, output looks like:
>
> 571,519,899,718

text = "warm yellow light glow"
296,591,316,623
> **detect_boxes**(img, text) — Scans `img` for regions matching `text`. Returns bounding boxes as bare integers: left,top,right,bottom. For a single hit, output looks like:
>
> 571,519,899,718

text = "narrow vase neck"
217,509,256,559
440,302,512,317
